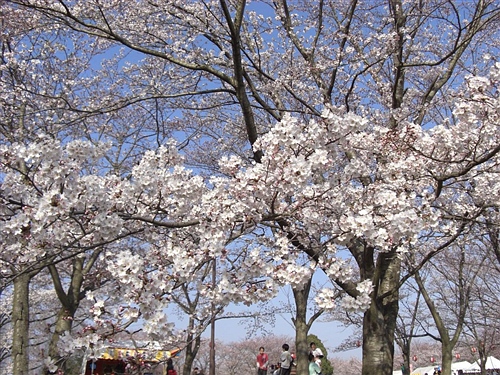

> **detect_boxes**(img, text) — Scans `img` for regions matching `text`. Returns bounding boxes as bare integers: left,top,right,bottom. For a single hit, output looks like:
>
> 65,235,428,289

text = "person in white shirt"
280,343,292,375
309,342,323,367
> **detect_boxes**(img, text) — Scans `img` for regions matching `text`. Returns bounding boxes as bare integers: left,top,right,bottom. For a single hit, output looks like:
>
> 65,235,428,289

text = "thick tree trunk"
440,346,454,375
12,273,31,375
361,253,401,375
292,277,312,375
362,303,398,375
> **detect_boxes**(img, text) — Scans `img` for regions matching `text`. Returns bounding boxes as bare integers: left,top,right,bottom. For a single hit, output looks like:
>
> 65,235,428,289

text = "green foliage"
307,334,333,375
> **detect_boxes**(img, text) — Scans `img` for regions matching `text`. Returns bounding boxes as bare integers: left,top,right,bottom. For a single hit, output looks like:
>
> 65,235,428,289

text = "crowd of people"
256,342,324,375
183,342,325,375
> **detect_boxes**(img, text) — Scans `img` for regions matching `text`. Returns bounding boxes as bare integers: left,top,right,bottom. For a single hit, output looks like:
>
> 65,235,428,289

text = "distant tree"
330,357,362,375
462,236,500,375
396,341,443,370
413,242,483,375
393,279,431,375
173,267,280,375
192,335,294,375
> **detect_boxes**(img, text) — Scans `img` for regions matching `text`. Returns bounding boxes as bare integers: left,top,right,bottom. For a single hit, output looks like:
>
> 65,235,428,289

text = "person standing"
279,344,292,375
257,346,269,375
310,342,323,367
166,356,177,375
308,352,321,375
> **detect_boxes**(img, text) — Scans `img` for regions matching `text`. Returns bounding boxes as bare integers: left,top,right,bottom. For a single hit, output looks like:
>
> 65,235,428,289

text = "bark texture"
361,252,401,375
12,273,31,375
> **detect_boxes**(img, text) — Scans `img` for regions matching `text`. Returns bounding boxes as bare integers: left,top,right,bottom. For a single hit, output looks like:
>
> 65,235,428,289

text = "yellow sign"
98,347,181,361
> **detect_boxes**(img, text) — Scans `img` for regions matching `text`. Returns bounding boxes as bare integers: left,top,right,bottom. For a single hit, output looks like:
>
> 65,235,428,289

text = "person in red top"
257,346,269,375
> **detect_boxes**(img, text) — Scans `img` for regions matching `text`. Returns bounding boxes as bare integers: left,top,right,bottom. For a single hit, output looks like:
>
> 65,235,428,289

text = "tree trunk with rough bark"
292,280,311,375
361,252,401,375
12,273,31,375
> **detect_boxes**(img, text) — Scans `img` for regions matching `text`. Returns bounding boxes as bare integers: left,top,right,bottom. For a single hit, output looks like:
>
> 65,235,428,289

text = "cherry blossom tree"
0,138,137,373
0,6,201,373
168,262,279,375
1,2,500,375
330,356,362,375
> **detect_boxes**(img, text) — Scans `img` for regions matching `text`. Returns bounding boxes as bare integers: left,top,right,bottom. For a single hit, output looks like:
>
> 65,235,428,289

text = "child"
279,344,292,375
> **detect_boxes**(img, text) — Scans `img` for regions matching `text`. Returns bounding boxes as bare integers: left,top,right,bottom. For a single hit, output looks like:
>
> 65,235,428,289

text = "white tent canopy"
464,356,500,373
452,361,473,371
411,365,439,375
394,358,500,375
410,361,480,375
483,356,500,370
466,361,481,372
473,356,500,370
410,365,470,375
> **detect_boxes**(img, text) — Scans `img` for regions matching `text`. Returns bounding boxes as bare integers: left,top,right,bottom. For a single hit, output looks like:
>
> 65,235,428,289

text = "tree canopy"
1,1,500,375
